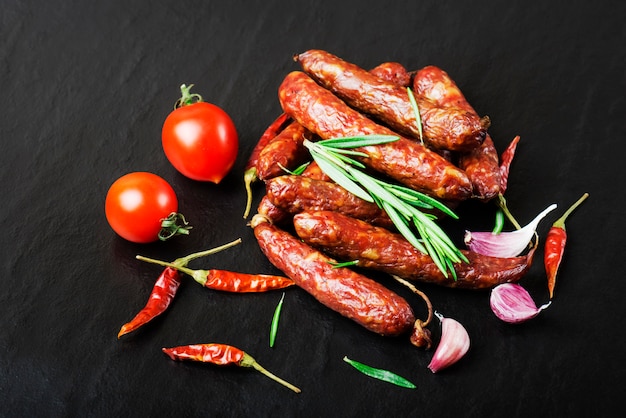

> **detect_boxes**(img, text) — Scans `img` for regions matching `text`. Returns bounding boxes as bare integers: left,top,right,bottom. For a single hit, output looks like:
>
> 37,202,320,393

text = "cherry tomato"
105,172,190,243
162,84,238,183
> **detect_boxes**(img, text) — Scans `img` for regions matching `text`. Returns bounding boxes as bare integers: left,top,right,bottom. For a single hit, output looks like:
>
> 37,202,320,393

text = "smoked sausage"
278,70,473,201
413,65,501,200
293,210,535,290
295,49,487,152
256,121,313,181
265,175,394,229
250,214,416,337
369,61,412,87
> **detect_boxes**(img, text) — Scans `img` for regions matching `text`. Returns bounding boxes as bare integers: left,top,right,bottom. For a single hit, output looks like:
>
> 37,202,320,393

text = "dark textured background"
1,0,624,416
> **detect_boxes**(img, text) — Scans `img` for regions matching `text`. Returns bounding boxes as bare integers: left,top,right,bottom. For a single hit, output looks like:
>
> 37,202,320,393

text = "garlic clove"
464,204,557,258
490,283,551,324
427,312,470,373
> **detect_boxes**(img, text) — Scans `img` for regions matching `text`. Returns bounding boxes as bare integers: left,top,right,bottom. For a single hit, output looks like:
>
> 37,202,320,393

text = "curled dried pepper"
118,238,242,338
545,193,589,299
243,112,292,218
118,266,181,338
498,135,520,195
162,343,301,393
135,255,295,292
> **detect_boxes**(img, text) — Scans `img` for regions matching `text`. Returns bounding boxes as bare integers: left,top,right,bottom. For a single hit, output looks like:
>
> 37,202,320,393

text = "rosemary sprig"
303,136,467,278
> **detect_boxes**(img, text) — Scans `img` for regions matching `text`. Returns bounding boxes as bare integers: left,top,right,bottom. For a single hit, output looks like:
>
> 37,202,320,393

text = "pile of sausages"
247,50,534,345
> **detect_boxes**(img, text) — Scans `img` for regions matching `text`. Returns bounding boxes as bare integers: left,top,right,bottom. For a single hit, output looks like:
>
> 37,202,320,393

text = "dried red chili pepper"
118,266,181,338
498,135,520,195
545,193,589,299
162,343,301,393
135,254,295,292
117,238,242,339
243,112,291,218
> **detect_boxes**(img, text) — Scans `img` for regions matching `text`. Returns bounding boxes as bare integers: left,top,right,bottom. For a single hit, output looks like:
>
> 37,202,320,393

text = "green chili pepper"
343,356,416,389
492,208,505,234
269,293,285,348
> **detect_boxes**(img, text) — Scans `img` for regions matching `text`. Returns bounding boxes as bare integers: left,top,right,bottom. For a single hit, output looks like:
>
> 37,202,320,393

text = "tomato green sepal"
157,212,192,241
174,84,203,109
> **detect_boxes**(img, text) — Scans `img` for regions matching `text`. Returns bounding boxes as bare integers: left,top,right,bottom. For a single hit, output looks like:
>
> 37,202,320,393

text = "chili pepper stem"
243,168,257,219
174,238,242,266
136,255,208,286
553,193,589,229
497,194,522,230
239,353,301,393
136,238,242,287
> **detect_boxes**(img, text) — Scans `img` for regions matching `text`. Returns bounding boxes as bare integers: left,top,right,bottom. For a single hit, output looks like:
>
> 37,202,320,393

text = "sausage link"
257,121,313,181
245,113,292,173
265,175,394,229
293,210,535,290
278,71,472,201
257,195,291,225
250,214,416,336
413,65,501,200
369,62,412,87
295,50,487,152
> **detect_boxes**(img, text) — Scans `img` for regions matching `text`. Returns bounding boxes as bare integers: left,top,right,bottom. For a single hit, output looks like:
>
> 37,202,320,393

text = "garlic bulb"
490,283,551,323
427,312,470,373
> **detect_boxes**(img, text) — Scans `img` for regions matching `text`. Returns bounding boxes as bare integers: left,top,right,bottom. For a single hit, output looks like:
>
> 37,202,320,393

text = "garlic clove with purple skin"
464,204,557,258
427,312,470,373
490,283,551,324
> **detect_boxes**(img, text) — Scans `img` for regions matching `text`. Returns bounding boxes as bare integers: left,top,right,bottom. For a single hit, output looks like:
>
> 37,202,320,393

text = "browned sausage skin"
295,50,487,152
278,70,473,201
250,214,416,337
256,121,313,181
293,210,535,290
413,65,501,200
265,175,394,229
369,61,412,87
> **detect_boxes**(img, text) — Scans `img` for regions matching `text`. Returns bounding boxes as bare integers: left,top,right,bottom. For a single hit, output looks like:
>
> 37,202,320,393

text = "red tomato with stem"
105,172,191,243
162,84,239,183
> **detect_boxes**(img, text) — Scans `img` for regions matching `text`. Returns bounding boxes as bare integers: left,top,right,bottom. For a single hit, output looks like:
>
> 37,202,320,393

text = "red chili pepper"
118,266,181,338
118,239,242,338
243,112,292,218
162,343,301,393
135,254,294,292
544,193,589,299
499,135,520,195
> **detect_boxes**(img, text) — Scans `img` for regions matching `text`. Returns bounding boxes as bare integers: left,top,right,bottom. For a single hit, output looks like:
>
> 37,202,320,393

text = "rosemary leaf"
311,150,373,202
407,87,424,145
269,292,285,348
343,356,416,389
387,184,458,219
318,135,399,149
382,201,429,255
279,161,310,176
328,260,360,268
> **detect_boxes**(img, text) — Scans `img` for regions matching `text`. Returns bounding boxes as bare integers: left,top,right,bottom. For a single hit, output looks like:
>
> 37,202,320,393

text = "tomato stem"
175,84,203,109
158,212,192,241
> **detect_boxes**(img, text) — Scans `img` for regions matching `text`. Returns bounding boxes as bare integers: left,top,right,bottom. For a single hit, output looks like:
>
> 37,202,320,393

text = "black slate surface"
1,0,624,416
